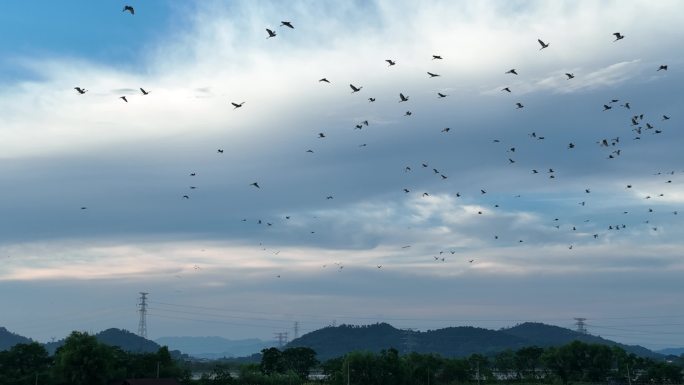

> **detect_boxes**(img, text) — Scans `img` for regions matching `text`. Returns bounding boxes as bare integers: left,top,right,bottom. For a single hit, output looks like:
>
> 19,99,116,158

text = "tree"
0,342,51,384
53,331,114,385
282,347,319,379
261,347,285,375
515,346,544,380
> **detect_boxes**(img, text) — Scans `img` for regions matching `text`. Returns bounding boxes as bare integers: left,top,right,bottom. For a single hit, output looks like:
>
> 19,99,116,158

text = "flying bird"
123,5,134,15
231,102,245,109
502,87,511,92
386,59,396,66
437,92,448,98
427,72,440,78
505,69,518,75
119,96,128,103
140,88,150,95
537,39,550,50
432,55,443,60
319,78,330,83
404,111,412,116
603,104,612,111
318,133,326,138
368,97,376,102
349,84,362,93
399,93,409,102
280,21,294,28
613,32,624,41
250,182,260,188
515,102,524,109
657,65,668,71
217,149,224,153
565,73,575,79
74,87,87,94
266,28,276,38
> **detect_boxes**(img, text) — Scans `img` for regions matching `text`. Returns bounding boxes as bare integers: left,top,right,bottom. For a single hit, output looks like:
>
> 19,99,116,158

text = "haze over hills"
155,336,272,359
658,348,684,356
287,322,663,361
0,323,672,361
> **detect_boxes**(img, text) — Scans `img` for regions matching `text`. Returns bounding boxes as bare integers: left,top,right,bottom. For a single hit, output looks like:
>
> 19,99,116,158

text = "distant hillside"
287,322,661,361
658,347,684,356
0,327,33,351
155,336,271,359
501,323,659,358
45,328,161,355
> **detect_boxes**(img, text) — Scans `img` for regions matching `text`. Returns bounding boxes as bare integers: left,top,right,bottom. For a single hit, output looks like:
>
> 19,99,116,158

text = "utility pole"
293,321,300,339
626,364,632,385
138,292,149,339
476,361,481,385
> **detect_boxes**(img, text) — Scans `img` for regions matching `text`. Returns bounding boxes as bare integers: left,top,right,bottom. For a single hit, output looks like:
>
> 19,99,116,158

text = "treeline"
197,342,683,385
2,335,682,385
0,331,189,385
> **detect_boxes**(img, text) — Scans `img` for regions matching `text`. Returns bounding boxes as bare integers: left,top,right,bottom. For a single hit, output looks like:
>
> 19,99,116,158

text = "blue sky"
1,0,683,350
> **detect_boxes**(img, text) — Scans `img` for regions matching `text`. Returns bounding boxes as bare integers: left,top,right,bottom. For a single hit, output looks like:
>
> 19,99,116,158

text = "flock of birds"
68,5,679,277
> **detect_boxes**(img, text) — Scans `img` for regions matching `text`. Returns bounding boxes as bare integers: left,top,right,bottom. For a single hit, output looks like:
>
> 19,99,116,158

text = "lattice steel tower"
138,292,149,339
574,317,588,334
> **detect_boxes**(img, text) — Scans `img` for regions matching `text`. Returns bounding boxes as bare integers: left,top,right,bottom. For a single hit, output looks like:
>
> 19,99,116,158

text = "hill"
0,327,33,351
500,322,659,358
287,322,661,361
658,347,684,356
155,336,271,359
45,328,161,355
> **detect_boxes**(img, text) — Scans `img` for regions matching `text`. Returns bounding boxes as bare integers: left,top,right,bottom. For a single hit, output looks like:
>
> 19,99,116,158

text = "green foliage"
0,342,52,385
53,331,115,385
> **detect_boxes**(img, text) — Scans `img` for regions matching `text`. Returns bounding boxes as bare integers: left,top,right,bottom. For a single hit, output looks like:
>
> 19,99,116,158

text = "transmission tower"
274,332,288,348
138,292,149,339
293,321,300,340
574,317,588,334
402,328,416,354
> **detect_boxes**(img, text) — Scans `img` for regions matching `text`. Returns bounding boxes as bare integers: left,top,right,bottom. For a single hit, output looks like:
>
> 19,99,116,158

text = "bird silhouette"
399,93,409,102
250,182,260,188
120,96,128,103
565,73,575,79
432,55,443,60
613,32,624,41
319,78,330,83
280,21,294,28
123,5,134,15
506,69,518,75
657,65,668,71
662,115,670,121
74,87,87,94
603,104,612,111
140,88,150,95
318,133,326,138
515,102,524,109
427,72,440,78
538,39,550,50
368,97,376,102
231,102,245,109
404,111,412,116
502,87,511,92
441,127,450,133
437,92,448,98
386,59,396,66
349,84,362,93
217,149,224,153
266,29,276,38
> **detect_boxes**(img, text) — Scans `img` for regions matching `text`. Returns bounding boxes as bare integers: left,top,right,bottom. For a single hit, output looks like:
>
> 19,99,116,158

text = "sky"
1,0,683,351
